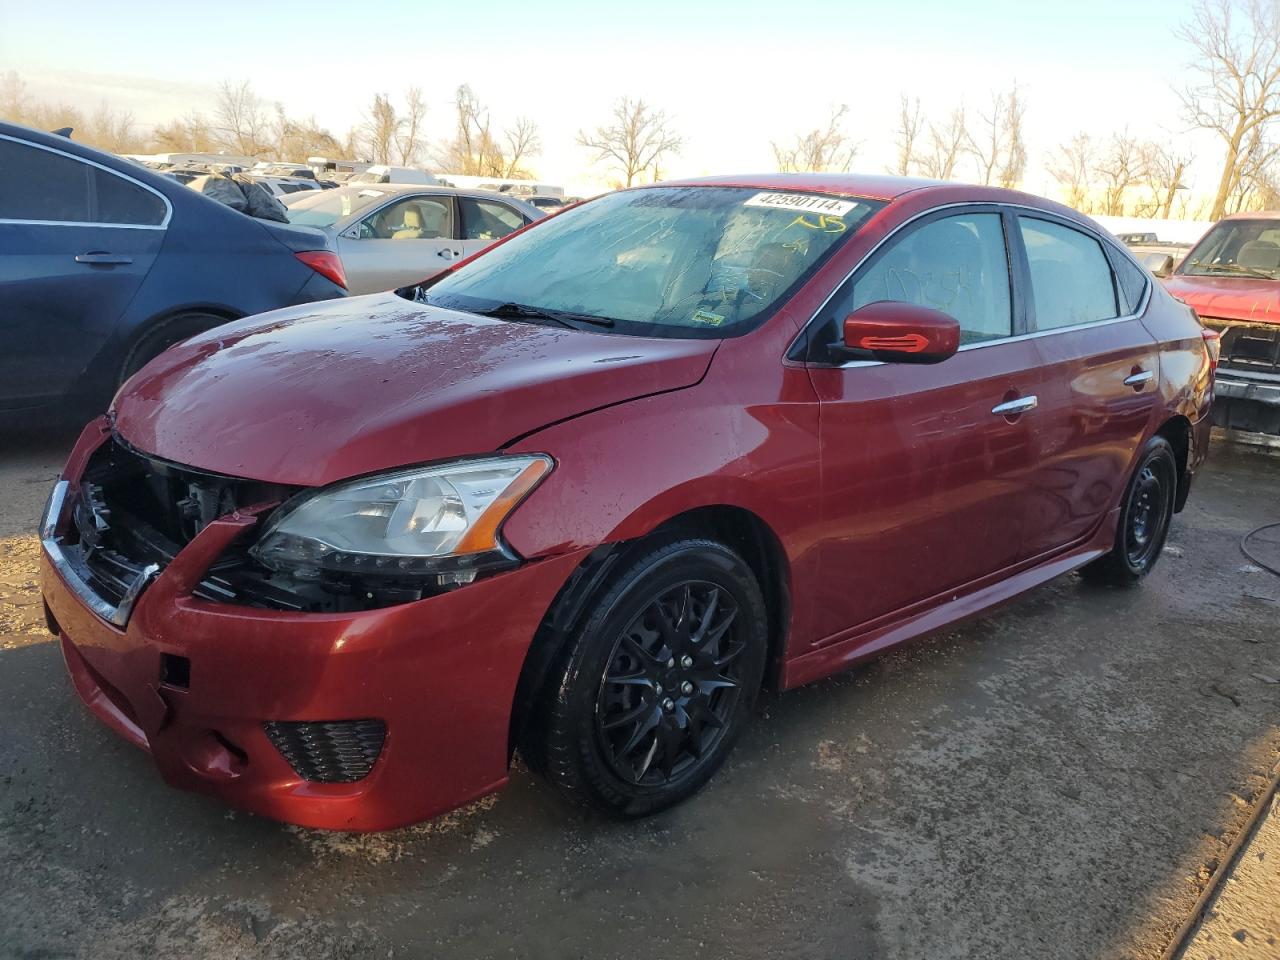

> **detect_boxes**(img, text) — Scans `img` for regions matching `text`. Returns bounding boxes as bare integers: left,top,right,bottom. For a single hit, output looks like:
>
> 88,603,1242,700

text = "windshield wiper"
1195,262,1277,280
473,302,616,329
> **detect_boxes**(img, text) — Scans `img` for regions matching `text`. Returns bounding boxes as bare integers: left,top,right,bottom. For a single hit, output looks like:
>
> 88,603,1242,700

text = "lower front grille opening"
159,653,190,689
263,719,386,784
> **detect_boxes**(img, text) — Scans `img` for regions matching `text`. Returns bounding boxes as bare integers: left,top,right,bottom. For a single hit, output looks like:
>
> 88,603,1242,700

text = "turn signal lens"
295,250,348,290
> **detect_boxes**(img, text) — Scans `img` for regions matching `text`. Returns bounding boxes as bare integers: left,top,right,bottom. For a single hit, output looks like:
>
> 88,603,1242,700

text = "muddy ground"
1,429,1278,960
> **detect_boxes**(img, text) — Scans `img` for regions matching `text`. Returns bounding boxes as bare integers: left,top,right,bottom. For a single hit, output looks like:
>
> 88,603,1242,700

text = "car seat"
1237,239,1280,273
391,208,425,240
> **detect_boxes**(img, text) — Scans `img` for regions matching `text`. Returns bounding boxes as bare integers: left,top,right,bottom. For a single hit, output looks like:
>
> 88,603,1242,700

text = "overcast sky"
0,0,1227,201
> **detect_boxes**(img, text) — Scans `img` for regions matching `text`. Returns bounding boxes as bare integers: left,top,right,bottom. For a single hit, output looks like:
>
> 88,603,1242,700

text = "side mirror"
1142,252,1175,278
842,301,960,364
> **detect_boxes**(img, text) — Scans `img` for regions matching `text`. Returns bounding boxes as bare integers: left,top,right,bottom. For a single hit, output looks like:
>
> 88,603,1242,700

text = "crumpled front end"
1198,316,1280,435
40,418,588,830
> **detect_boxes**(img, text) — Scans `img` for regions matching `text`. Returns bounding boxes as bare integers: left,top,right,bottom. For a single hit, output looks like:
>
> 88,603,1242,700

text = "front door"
337,194,461,295
807,208,1044,642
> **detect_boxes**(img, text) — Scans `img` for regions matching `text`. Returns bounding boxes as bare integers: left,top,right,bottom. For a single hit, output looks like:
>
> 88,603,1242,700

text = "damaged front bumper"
1202,318,1280,434
40,418,589,831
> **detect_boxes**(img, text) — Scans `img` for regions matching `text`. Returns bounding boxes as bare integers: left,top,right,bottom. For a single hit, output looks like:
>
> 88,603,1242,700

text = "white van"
348,165,440,186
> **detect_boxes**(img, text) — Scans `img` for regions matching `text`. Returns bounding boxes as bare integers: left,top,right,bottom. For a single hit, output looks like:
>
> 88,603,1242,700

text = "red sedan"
41,175,1216,830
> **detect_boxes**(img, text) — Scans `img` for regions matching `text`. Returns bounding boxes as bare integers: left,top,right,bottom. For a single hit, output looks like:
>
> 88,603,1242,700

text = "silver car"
281,184,543,295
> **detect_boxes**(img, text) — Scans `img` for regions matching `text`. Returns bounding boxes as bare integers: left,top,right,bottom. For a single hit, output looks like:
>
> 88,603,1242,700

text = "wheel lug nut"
666,657,675,668
680,655,693,668
662,697,674,711
680,681,694,695
655,683,663,695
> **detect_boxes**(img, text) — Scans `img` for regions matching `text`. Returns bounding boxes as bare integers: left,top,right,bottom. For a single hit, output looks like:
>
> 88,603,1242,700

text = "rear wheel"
1081,436,1178,586
523,538,768,817
117,311,228,387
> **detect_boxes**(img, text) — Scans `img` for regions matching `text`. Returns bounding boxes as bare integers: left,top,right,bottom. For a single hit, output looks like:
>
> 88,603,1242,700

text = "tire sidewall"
118,312,226,387
1117,437,1177,578
557,540,768,816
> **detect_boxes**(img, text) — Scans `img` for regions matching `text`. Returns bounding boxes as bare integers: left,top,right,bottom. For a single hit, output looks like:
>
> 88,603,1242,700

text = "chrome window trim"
0,132,173,230
797,200,1153,369
40,480,159,628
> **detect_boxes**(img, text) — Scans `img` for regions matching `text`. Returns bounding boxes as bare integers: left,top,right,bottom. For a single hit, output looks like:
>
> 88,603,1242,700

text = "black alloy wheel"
523,537,768,817
595,581,745,786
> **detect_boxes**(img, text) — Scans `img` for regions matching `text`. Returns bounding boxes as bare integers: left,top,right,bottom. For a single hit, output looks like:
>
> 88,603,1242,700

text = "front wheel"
523,538,768,817
1081,435,1178,586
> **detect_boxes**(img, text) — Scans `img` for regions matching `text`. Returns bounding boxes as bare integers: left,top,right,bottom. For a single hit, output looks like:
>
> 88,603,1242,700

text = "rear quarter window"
93,169,167,225
1019,217,1119,330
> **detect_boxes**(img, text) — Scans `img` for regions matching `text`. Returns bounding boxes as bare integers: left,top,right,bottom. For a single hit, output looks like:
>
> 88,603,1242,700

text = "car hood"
113,293,718,486
1163,275,1280,324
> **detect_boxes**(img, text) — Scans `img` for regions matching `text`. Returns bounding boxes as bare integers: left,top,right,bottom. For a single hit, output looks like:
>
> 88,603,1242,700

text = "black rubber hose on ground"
1241,521,1280,577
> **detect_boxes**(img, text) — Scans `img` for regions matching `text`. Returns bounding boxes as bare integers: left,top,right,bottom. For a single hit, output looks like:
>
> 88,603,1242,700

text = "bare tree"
84,101,140,154
996,86,1028,188
397,87,427,166
361,93,401,165
772,104,858,173
151,111,219,153
0,70,27,120
1178,0,1280,220
213,80,270,155
578,97,683,187
272,106,343,161
918,106,970,181
1095,131,1148,215
1230,126,1280,208
503,116,542,178
892,95,923,176
436,85,499,175
1048,133,1096,210
1142,141,1195,217
969,86,1028,187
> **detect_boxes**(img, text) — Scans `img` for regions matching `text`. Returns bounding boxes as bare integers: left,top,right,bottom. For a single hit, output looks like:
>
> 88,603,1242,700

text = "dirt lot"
1,430,1278,960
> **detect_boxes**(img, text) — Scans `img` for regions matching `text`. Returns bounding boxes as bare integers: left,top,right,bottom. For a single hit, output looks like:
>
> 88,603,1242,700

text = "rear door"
458,195,529,258
0,134,166,408
807,207,1044,641
1013,214,1160,559
336,193,460,294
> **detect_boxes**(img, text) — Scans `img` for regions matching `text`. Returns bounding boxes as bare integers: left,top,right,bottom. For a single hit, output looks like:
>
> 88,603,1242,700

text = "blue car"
0,122,348,419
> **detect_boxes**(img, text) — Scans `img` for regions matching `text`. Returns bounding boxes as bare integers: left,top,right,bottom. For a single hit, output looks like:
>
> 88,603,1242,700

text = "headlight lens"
251,455,552,578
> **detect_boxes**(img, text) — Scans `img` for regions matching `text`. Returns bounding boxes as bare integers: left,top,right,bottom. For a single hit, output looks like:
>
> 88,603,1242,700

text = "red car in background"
41,174,1216,830
1155,211,1280,436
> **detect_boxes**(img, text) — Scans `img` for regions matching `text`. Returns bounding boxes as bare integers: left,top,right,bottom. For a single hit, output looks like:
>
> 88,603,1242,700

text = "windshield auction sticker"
744,192,856,217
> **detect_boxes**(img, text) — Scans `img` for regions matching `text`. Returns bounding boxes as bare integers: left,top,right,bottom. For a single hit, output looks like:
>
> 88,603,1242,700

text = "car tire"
523,537,768,818
117,311,229,388
1081,435,1178,587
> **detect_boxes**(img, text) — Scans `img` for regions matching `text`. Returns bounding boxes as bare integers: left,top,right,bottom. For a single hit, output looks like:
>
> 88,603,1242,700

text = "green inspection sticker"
691,309,725,326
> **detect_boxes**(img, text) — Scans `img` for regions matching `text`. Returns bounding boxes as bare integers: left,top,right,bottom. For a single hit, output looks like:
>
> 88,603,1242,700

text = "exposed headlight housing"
251,455,552,582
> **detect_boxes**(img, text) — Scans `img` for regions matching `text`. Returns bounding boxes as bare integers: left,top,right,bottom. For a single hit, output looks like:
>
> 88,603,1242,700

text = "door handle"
992,395,1038,417
437,248,455,260
1123,370,1154,388
75,252,133,265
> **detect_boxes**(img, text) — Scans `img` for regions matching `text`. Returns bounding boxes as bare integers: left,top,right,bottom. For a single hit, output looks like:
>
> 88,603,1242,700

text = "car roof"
1222,210,1280,221
656,172,946,202
294,183,544,221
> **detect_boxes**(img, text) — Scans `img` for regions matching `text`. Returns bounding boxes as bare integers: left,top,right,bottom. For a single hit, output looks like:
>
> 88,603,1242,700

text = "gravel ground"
1,430,1278,960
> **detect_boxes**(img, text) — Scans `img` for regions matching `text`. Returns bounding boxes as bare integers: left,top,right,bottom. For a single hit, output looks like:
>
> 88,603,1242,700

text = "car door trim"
795,200,1153,369
0,133,173,230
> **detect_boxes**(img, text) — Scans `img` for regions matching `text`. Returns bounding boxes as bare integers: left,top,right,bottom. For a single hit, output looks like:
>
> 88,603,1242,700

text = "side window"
93,169,166,225
361,196,454,240
460,197,525,241
850,212,1013,345
1019,218,1119,329
0,137,91,222
1108,248,1148,314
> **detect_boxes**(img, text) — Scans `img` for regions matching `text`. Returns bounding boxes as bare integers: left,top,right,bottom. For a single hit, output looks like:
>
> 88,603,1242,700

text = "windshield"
423,186,882,337
1179,219,1280,280
284,188,392,227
